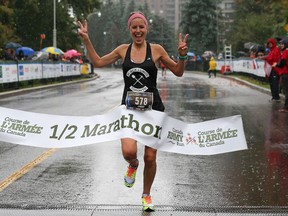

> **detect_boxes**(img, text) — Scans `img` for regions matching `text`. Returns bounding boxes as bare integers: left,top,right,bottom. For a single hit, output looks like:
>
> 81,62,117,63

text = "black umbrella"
5,42,22,49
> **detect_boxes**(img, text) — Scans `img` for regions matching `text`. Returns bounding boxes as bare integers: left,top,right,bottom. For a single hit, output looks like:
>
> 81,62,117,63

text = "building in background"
108,0,235,34
108,0,235,51
218,0,235,21
134,0,188,33
217,0,236,51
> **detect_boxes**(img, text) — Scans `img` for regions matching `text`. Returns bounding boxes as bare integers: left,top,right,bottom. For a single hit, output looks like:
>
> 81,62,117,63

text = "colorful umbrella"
16,47,35,56
41,47,64,55
5,42,22,49
187,52,195,57
63,49,82,59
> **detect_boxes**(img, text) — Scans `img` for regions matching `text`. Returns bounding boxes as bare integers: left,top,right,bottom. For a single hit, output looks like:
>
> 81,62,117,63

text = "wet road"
0,68,288,208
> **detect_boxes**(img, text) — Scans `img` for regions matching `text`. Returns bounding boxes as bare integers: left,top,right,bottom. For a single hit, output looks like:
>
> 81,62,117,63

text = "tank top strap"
124,42,151,62
146,42,152,60
124,43,133,62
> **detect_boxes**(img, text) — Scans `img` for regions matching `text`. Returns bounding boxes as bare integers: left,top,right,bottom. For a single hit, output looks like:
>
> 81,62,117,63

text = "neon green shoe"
142,195,155,212
124,165,137,188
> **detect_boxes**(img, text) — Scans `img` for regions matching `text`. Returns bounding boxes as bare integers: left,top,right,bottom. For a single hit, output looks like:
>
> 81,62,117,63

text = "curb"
219,74,285,100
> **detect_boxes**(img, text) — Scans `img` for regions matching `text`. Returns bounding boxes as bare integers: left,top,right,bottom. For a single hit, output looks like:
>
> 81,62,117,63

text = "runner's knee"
143,150,157,165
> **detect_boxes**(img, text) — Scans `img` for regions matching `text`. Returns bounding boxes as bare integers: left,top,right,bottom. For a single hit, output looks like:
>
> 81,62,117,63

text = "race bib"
125,91,153,111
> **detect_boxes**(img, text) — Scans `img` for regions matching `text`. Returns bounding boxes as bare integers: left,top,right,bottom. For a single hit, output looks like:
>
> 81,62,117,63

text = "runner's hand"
178,33,189,56
78,20,89,41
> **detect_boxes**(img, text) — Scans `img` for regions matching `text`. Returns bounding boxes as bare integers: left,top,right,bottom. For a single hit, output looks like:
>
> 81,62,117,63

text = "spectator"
3,48,17,60
273,37,288,112
208,56,217,78
260,38,281,103
161,61,166,78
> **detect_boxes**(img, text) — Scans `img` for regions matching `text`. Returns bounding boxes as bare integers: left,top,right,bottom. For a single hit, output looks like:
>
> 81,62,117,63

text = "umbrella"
202,51,213,59
236,51,247,57
276,36,286,42
204,51,213,55
41,47,64,55
16,47,35,56
244,42,259,50
5,42,22,49
187,52,195,57
63,49,82,59
28,51,49,60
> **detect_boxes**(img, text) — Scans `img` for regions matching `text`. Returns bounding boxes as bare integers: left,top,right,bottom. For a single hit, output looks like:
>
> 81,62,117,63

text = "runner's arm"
78,20,123,67
157,49,187,77
157,33,189,77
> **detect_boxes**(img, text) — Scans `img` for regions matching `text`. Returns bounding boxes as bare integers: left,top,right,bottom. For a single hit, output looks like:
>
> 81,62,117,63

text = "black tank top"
121,42,165,111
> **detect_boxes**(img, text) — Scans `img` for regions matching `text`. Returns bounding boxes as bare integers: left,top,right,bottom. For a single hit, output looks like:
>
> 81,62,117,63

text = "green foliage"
227,0,288,53
87,1,125,56
87,0,176,56
4,0,288,57
1,0,101,51
0,1,19,46
67,0,100,19
181,0,217,55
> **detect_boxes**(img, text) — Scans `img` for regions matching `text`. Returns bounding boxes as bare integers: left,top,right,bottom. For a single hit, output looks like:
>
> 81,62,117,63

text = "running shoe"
142,195,155,212
124,165,137,188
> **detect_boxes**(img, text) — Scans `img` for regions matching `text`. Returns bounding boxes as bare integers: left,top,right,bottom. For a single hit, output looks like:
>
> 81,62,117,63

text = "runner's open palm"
78,20,89,41
178,33,189,56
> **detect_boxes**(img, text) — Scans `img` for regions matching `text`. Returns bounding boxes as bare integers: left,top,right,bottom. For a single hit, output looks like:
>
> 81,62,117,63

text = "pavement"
1,204,288,216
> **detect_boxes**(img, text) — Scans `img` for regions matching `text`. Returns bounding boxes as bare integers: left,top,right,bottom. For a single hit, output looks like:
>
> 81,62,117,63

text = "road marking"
0,148,58,192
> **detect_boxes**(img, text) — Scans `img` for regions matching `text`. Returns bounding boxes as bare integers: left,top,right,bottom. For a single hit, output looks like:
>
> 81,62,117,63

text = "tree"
87,0,176,57
148,15,175,55
67,0,101,19
1,0,101,52
226,0,288,53
181,0,218,55
88,1,124,56
0,0,19,46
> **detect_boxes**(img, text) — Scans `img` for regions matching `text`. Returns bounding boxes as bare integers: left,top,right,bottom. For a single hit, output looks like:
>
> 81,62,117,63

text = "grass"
227,73,270,89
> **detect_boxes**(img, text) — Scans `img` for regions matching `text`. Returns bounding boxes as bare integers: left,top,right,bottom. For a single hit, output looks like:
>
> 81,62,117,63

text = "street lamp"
53,0,57,47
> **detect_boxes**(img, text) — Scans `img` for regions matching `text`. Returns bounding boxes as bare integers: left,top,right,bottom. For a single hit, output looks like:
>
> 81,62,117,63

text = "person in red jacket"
261,38,281,102
273,37,288,113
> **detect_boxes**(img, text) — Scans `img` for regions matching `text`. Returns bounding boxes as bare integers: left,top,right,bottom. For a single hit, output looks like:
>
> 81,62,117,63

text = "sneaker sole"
143,206,155,212
124,182,134,188
124,177,135,188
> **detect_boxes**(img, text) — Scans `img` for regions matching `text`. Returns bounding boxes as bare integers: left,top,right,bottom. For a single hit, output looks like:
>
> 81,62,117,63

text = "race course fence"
216,58,266,77
0,61,91,84
0,58,266,86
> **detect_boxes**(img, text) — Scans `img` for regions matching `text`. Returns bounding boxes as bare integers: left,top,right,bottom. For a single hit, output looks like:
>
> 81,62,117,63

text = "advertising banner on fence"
0,106,248,155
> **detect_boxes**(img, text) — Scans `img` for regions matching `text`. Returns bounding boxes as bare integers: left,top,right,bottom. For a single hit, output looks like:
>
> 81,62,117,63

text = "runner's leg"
121,138,138,167
143,146,157,195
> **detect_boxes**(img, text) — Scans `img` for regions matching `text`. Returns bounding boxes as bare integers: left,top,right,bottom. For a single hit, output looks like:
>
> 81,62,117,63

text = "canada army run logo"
167,128,198,147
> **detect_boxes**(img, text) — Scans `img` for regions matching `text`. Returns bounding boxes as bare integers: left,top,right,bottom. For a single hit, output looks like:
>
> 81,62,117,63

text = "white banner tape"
0,106,247,155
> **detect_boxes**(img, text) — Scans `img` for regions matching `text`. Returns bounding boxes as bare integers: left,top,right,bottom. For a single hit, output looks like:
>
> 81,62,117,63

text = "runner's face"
129,18,147,44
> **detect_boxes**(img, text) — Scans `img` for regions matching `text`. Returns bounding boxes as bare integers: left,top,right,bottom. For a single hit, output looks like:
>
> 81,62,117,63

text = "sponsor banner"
216,59,265,77
18,62,42,81
0,62,85,84
0,64,18,83
0,106,247,155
